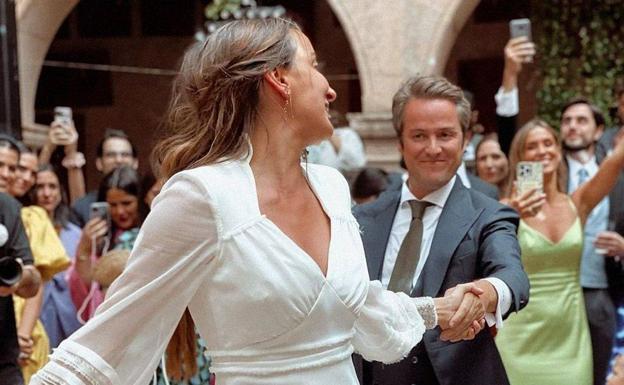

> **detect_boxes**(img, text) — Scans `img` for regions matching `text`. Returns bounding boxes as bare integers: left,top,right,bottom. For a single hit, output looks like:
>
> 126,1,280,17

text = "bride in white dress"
31,18,486,385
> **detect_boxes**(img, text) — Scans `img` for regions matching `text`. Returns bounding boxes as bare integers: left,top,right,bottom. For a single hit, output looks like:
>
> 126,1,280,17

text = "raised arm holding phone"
39,107,86,205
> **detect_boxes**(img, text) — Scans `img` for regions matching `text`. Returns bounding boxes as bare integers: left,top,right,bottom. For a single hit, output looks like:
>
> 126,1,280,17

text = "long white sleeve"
351,281,433,364
31,173,221,385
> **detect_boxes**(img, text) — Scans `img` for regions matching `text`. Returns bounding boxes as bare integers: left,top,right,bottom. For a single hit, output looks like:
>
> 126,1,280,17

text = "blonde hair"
152,18,300,179
391,75,471,140
504,118,568,197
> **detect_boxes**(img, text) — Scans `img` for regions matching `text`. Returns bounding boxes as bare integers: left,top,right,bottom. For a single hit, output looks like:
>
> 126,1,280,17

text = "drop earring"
282,95,289,116
282,87,292,118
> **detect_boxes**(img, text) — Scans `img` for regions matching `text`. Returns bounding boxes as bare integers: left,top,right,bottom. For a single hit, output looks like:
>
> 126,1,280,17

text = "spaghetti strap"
566,196,579,215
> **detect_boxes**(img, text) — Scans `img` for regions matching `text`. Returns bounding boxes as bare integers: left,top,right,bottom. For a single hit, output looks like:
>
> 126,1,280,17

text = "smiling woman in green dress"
495,118,624,385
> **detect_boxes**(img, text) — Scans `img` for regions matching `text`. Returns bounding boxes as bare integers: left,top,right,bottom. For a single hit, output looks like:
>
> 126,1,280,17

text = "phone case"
510,18,532,40
516,161,543,195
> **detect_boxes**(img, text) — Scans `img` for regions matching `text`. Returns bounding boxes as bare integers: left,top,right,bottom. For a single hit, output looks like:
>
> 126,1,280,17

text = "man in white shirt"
306,127,366,172
560,98,622,385
354,75,529,385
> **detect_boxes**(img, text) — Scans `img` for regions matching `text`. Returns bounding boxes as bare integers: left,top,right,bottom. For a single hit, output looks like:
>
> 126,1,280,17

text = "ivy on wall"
205,0,243,21
532,0,624,128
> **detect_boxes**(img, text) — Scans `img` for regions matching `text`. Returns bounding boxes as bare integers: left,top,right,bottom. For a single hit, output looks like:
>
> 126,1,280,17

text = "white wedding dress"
31,156,432,385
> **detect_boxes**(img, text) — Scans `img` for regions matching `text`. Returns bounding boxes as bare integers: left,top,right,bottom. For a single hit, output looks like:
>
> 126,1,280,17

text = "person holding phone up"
495,118,624,385
38,108,86,206
68,166,145,323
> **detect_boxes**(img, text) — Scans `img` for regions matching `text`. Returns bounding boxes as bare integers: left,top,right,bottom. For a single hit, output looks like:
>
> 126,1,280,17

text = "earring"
282,88,291,117
282,95,289,116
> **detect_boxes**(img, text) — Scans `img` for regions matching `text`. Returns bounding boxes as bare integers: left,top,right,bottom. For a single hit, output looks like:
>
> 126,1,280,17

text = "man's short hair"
392,75,471,140
560,97,605,128
0,134,21,157
96,128,137,158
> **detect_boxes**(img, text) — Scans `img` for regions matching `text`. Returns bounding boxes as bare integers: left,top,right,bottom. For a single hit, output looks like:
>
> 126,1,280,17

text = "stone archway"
16,0,78,146
15,0,479,158
326,0,479,168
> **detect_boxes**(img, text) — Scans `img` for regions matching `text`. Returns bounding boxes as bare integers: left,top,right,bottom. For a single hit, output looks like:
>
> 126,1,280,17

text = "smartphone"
90,202,111,233
510,18,532,40
53,106,73,126
516,161,543,195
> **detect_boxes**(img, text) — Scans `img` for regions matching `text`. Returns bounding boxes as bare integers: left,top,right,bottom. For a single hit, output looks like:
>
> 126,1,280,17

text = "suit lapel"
362,186,401,280
413,180,480,297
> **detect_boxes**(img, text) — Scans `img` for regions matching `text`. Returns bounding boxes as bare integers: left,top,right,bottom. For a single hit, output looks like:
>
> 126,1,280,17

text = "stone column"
15,0,78,146
327,0,479,169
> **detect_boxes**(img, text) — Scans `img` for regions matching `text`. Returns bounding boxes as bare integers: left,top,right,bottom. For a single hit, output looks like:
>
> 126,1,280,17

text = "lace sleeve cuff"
30,340,119,385
413,297,437,329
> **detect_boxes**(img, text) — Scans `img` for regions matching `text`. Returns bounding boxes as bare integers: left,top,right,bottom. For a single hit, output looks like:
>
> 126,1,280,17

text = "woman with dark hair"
68,165,145,323
33,19,484,385
495,119,624,385
34,165,82,348
140,169,165,209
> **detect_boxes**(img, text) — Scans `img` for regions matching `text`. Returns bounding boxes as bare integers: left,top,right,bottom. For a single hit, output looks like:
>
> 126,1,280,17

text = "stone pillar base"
347,112,402,172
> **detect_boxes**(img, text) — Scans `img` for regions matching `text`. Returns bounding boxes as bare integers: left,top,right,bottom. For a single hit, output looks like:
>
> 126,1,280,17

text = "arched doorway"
17,0,480,170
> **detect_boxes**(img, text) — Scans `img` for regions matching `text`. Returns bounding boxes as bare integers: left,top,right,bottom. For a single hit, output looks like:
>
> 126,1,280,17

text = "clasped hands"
433,282,487,342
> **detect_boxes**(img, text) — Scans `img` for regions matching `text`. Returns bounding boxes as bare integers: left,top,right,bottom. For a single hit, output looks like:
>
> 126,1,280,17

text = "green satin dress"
496,215,593,385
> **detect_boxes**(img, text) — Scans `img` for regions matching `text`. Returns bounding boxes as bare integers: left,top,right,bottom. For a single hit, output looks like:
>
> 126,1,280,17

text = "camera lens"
0,257,22,287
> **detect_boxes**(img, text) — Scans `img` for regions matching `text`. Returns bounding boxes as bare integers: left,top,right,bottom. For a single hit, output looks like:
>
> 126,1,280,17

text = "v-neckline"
521,217,579,246
246,163,333,279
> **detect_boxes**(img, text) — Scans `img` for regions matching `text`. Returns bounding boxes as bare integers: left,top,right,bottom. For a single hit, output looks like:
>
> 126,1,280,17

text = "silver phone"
90,202,111,233
510,18,532,40
54,106,73,126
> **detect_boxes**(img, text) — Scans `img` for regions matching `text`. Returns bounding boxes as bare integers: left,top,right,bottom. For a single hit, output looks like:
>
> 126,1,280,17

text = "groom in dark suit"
354,75,529,385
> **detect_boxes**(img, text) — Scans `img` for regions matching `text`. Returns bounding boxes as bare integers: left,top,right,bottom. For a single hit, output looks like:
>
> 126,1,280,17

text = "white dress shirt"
306,128,366,171
381,176,512,328
494,87,519,117
457,162,472,188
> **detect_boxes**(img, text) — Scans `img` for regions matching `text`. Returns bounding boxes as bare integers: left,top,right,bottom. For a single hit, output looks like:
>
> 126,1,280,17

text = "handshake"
433,282,490,342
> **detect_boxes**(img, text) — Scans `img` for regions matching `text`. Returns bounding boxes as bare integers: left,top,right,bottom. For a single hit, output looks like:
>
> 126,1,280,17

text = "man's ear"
95,158,103,172
263,67,290,100
131,159,139,170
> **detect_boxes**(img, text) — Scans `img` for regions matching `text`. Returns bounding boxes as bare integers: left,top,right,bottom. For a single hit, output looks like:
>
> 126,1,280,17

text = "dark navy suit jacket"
353,179,529,385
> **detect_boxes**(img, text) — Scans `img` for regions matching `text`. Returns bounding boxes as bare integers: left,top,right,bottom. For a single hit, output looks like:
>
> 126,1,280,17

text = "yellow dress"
13,206,70,383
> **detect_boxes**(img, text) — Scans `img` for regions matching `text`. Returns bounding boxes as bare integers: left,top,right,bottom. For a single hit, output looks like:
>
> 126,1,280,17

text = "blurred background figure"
306,110,366,175
475,134,510,194
141,170,165,209
460,89,484,172
70,129,138,227
34,165,83,349
350,167,389,205
68,165,145,323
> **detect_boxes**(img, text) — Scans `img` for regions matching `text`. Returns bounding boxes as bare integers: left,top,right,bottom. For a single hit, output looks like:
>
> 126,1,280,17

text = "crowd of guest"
0,123,215,384
1,28,624,385
310,36,624,385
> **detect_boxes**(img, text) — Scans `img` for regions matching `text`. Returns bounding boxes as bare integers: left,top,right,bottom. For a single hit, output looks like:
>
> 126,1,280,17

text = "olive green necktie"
387,200,431,294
